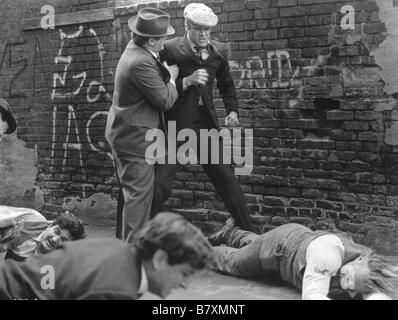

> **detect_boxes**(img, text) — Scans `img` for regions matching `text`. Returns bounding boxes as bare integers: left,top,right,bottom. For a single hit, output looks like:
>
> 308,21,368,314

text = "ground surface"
86,225,301,300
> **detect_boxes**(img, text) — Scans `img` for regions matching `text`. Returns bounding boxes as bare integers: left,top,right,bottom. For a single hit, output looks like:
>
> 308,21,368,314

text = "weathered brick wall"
1,0,398,253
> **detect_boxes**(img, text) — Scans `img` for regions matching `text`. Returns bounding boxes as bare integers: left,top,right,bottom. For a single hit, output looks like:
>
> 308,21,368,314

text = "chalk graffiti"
52,25,111,103
231,50,302,93
51,104,110,198
86,111,112,158
51,25,113,190
0,40,28,98
267,50,293,88
62,105,84,168
86,28,112,103
31,37,43,110
51,26,84,100
231,56,266,89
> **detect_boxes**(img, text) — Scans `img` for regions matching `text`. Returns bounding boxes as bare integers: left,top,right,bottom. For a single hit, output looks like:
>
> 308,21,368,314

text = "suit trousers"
152,108,253,231
113,151,154,242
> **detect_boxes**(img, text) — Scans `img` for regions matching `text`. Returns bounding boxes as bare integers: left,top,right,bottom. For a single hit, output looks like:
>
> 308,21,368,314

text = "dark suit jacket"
105,40,178,157
160,36,238,131
0,238,143,300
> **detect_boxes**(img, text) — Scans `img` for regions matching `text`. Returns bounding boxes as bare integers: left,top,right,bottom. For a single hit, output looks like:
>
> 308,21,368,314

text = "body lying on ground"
209,221,398,300
0,205,85,261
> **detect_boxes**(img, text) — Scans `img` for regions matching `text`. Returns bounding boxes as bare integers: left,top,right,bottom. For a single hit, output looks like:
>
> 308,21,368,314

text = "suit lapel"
205,41,222,63
179,37,201,64
154,58,171,83
128,41,171,83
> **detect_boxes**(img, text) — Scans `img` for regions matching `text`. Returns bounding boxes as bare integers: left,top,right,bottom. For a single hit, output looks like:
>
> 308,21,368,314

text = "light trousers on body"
113,151,154,242
212,224,308,279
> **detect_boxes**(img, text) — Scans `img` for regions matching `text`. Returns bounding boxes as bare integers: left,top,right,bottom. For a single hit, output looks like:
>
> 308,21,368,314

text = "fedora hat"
128,8,175,37
0,98,16,134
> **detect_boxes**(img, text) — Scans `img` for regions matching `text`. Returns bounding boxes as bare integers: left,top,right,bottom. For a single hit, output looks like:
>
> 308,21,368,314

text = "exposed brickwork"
1,0,398,254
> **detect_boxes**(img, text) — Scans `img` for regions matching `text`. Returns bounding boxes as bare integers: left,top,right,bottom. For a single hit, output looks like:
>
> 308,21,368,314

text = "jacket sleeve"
131,59,178,111
160,45,185,96
216,46,239,115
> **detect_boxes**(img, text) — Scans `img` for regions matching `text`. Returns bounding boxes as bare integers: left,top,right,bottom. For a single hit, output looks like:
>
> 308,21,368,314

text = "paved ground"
86,225,301,300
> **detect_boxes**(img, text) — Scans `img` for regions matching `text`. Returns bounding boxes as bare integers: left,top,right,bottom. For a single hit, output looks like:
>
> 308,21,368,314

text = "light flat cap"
184,3,218,27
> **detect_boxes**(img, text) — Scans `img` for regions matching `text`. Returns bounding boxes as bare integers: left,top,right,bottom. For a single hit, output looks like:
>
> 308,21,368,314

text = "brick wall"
1,0,398,254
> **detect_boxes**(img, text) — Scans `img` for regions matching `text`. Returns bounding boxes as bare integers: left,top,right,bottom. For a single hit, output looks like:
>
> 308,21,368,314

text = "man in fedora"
0,98,17,139
152,3,253,231
105,8,179,241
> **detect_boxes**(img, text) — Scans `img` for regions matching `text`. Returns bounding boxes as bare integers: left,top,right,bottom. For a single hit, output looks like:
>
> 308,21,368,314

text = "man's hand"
163,61,179,82
185,69,209,87
225,111,239,127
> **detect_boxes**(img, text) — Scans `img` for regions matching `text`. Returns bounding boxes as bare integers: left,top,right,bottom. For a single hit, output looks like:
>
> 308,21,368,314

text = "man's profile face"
157,262,194,298
150,36,167,53
148,250,195,298
38,225,71,253
339,256,371,294
0,113,9,139
187,22,211,48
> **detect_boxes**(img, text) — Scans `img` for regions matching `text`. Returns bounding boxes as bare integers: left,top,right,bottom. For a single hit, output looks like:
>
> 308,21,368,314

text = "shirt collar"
32,231,44,243
138,264,148,295
148,49,159,60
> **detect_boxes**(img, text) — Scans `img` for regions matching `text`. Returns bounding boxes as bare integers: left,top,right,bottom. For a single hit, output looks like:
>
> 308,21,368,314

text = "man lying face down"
209,221,398,300
0,206,86,261
0,212,213,300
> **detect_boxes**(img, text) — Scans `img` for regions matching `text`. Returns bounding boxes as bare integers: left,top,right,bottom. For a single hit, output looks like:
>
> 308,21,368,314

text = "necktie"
194,46,209,61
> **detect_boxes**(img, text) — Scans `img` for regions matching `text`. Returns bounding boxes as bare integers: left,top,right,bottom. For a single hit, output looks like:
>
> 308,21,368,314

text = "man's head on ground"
339,253,398,299
129,8,175,53
37,211,86,253
184,3,218,48
133,212,213,298
0,98,17,138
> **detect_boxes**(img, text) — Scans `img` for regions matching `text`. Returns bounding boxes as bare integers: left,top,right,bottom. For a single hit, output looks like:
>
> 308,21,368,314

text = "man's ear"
148,37,156,47
152,249,169,270
184,21,189,33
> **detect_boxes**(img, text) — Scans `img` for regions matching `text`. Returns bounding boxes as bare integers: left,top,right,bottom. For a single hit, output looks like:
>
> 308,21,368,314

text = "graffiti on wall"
0,40,28,99
230,51,301,91
51,24,113,198
0,37,44,111
230,49,329,99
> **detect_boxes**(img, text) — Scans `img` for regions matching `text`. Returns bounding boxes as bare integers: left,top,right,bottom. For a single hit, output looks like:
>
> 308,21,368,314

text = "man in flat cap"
0,98,17,140
105,8,179,241
152,3,253,231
